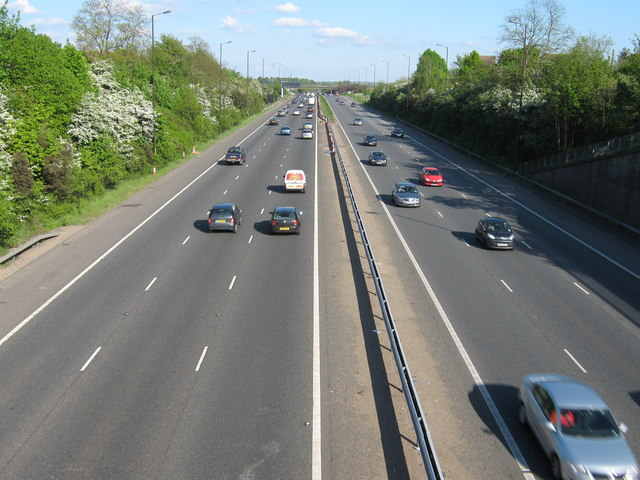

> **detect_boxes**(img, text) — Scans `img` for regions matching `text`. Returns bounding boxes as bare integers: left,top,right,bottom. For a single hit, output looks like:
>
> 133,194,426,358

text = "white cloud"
220,15,253,33
314,27,374,46
315,27,359,39
274,2,300,13
30,17,67,26
273,17,307,27
7,0,39,14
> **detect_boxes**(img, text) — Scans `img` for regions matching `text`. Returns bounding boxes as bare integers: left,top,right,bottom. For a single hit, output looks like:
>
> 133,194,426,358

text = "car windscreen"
488,221,512,233
559,409,619,437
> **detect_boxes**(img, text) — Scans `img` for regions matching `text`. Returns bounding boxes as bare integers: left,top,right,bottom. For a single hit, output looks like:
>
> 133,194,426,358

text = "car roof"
395,182,414,187
211,202,234,209
527,375,609,410
273,206,297,212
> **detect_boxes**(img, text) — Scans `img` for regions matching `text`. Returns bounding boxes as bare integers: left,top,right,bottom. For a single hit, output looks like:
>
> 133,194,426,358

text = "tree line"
0,0,281,249
364,0,640,169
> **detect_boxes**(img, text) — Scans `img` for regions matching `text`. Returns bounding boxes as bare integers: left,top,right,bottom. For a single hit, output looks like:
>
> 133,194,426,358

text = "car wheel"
518,403,528,427
550,455,562,480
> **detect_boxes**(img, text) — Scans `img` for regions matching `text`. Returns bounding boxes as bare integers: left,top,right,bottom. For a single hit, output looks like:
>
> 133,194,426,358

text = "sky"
5,0,640,83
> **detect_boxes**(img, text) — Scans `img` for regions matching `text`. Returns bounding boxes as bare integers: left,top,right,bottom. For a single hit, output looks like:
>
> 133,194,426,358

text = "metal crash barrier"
319,103,444,480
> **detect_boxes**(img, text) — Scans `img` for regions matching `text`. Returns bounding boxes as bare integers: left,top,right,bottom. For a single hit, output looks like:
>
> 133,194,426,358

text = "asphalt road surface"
1,95,638,479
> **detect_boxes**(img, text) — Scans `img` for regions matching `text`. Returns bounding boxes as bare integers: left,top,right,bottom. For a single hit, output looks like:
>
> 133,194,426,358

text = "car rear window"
210,208,231,217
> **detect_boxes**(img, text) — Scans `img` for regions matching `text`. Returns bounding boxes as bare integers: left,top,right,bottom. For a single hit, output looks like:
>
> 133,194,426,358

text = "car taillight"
293,220,299,226
271,220,277,226
229,218,234,224
208,218,213,224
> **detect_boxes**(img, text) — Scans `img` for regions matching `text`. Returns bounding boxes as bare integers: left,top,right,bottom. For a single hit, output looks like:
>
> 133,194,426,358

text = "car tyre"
550,455,561,480
518,403,528,427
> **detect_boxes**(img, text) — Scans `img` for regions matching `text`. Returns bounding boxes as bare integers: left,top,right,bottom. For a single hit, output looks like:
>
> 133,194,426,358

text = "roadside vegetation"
344,0,640,169
0,0,307,251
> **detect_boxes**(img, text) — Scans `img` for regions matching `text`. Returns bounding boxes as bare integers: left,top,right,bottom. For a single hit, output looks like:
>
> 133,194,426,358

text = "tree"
540,36,616,150
71,0,148,54
412,49,447,97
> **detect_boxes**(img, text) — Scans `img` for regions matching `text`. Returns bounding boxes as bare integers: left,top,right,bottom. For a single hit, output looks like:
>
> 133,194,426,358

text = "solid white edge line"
195,346,208,372
333,113,533,478
407,137,640,281
81,347,101,371
228,275,237,290
564,348,588,373
144,277,157,292
312,112,321,480
0,120,267,350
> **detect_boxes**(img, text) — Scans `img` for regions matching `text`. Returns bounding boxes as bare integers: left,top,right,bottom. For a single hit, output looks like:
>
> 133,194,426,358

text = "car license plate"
497,242,508,247
280,227,290,231
216,219,226,223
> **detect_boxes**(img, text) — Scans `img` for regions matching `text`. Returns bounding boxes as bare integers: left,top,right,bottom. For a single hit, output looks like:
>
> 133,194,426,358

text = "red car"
420,167,444,186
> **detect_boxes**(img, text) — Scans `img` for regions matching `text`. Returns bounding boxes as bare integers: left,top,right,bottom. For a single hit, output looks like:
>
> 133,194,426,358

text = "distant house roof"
480,55,497,66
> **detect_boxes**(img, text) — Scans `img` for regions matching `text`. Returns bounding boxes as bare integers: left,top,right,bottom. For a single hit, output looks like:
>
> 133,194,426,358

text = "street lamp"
370,63,376,87
509,18,528,172
382,60,389,90
436,43,449,70
219,40,232,121
402,54,411,112
246,50,255,79
245,50,255,109
151,9,171,155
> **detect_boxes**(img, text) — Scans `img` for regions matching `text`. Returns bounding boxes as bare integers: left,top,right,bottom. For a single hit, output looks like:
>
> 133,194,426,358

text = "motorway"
326,95,640,479
0,94,638,479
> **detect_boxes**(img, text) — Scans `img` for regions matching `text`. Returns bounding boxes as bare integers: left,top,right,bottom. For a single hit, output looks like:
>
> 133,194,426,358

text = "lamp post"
437,42,449,90
509,18,528,172
402,54,411,112
151,9,171,155
436,43,449,70
245,50,255,109
219,40,232,121
382,60,389,91
370,63,376,87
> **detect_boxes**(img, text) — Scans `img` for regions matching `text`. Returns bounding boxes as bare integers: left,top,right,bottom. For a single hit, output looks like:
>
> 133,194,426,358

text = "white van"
283,169,306,193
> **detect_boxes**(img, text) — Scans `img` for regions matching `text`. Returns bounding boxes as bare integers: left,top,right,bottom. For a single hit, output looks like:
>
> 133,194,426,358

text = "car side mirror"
207,210,211,216
299,211,303,215
619,423,628,434
269,211,273,215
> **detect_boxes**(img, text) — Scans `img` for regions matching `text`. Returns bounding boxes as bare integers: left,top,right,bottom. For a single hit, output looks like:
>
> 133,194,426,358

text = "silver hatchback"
519,374,639,480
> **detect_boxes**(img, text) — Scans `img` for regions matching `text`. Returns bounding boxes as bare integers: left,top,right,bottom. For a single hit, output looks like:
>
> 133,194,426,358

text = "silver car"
519,374,639,480
391,182,421,207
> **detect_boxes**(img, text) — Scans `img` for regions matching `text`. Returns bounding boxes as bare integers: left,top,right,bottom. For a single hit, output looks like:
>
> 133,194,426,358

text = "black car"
269,206,301,235
268,117,279,125
225,146,246,165
391,127,405,138
207,203,242,233
368,150,388,166
363,135,378,146
475,217,515,249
